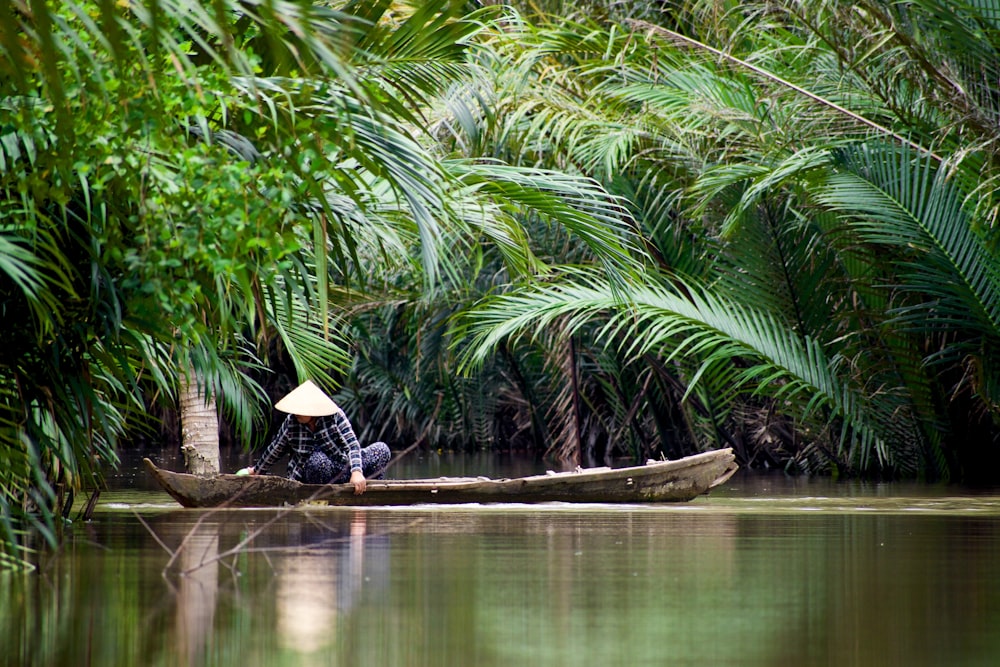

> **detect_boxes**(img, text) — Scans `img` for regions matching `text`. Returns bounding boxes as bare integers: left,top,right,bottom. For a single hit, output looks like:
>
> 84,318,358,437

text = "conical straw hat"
274,380,339,417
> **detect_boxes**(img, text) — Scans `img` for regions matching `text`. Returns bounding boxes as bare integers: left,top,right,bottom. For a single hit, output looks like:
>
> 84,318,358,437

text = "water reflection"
153,507,387,667
3,472,1000,667
175,522,219,667
273,511,367,658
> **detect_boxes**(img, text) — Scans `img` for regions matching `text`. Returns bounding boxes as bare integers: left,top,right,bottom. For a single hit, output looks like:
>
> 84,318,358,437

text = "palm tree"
452,1,1000,478
0,0,647,566
2,0,484,561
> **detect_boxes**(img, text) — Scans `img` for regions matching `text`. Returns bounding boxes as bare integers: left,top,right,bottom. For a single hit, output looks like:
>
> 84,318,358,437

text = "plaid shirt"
253,411,363,481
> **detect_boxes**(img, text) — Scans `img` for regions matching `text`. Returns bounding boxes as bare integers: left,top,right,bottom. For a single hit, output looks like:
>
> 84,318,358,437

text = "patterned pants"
301,442,392,484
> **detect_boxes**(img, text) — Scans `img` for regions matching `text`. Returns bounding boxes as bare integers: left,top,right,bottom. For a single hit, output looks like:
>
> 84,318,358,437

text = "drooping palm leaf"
456,269,905,470
443,160,643,285
817,143,1000,346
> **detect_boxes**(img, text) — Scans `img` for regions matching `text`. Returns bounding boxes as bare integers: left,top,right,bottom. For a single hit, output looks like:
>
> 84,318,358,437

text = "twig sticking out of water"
133,480,425,580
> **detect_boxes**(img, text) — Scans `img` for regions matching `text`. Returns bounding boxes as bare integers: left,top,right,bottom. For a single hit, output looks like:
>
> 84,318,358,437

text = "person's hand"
350,470,367,495
236,466,255,476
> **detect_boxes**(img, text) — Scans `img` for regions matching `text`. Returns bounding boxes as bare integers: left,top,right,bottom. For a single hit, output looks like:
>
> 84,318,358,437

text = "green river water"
2,458,998,667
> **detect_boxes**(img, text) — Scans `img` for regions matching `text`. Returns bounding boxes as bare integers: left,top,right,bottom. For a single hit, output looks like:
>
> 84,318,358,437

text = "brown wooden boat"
143,448,737,508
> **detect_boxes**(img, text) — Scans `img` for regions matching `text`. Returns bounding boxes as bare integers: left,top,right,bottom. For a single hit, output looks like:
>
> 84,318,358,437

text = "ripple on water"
703,494,1000,516
81,490,1000,518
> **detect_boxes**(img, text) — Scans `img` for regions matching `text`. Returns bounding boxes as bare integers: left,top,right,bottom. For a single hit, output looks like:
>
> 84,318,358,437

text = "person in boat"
243,380,391,495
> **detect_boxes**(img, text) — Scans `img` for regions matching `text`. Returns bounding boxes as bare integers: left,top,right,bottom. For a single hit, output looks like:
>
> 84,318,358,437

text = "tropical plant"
449,0,1000,479
0,0,648,568
1,0,482,565
0,0,359,566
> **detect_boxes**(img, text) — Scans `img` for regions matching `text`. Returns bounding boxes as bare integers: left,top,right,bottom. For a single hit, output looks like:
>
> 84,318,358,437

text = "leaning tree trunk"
179,373,220,475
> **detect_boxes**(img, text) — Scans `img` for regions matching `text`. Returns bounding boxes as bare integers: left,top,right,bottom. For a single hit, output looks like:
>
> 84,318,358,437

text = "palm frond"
265,278,353,383
443,160,643,286
457,269,909,470
818,143,1000,342
626,19,939,160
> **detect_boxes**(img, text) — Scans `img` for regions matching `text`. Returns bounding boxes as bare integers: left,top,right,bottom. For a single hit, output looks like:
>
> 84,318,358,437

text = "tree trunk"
179,373,220,476
546,329,582,467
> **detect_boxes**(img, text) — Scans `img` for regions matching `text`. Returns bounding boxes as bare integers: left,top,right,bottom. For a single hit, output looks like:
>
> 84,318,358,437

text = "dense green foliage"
348,0,1000,482
449,0,1000,479
0,0,636,568
3,0,1000,566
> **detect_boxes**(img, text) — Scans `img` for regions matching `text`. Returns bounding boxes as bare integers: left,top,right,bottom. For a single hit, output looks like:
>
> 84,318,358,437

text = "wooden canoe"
143,448,738,508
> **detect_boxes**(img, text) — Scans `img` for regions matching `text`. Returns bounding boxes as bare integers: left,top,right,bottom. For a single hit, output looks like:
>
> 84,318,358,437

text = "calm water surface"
2,455,999,667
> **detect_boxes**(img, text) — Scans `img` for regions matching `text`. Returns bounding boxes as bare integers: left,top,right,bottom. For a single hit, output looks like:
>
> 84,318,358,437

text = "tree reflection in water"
5,480,999,667
176,522,219,667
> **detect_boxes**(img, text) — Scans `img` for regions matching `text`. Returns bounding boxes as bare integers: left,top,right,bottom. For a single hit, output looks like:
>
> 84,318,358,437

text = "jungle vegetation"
3,0,1000,567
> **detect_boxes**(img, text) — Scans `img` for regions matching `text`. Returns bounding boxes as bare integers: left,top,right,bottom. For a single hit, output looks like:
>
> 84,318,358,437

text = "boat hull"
144,448,737,508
